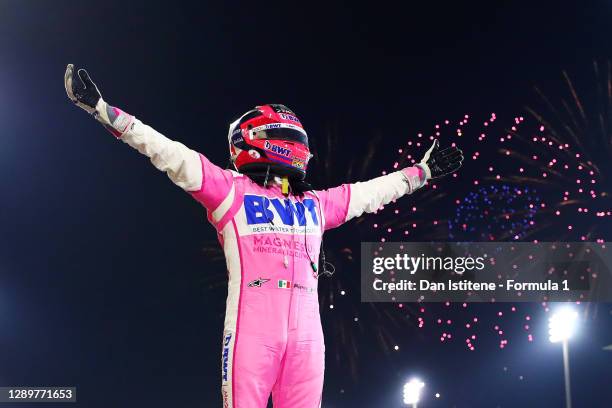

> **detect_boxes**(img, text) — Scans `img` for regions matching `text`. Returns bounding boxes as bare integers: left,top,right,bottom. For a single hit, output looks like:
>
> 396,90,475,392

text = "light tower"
548,307,579,408
403,378,425,408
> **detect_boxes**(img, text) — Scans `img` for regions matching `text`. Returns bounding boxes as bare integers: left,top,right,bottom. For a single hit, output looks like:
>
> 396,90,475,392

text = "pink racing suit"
113,115,426,408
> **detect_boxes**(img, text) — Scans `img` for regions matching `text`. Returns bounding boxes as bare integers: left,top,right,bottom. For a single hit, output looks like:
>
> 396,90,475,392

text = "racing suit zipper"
289,193,299,331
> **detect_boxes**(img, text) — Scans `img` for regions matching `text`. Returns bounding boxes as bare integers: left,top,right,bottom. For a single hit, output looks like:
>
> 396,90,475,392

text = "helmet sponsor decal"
248,150,261,159
264,123,282,129
269,104,295,114
264,140,292,157
250,122,306,134
279,112,301,123
231,134,245,146
291,158,305,169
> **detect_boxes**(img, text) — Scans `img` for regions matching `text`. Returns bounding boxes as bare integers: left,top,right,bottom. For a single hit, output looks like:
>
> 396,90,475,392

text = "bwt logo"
264,140,292,157
245,195,319,226
280,113,300,123
222,333,232,382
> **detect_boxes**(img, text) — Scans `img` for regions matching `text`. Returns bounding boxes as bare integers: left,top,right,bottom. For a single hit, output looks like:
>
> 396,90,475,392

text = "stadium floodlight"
548,307,579,343
548,306,579,408
403,378,425,407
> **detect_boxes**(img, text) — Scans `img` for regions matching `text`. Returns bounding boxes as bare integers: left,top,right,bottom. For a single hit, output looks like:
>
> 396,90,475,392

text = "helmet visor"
250,123,308,146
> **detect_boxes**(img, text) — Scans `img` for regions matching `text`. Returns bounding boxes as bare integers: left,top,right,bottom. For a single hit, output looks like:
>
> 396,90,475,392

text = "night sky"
1,1,611,407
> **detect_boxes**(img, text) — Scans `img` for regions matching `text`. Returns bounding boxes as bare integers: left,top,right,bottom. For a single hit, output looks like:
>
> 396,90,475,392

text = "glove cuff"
94,99,134,138
415,162,431,180
401,166,427,190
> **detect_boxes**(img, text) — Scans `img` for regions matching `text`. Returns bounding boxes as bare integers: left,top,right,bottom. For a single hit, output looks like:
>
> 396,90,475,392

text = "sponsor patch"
222,389,230,408
112,112,132,132
222,332,232,383
244,195,319,226
293,282,317,293
248,278,270,287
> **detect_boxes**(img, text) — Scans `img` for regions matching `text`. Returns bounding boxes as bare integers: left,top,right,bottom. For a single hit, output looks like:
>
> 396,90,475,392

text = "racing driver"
64,64,463,408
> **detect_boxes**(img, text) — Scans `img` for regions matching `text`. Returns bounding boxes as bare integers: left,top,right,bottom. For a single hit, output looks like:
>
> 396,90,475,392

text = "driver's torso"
210,176,326,341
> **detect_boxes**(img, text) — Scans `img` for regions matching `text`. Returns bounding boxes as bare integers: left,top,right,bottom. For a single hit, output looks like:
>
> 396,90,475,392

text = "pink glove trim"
102,106,134,139
402,166,426,186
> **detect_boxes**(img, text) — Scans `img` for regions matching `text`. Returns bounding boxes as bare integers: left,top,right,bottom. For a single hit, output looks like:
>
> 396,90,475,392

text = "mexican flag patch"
278,280,292,289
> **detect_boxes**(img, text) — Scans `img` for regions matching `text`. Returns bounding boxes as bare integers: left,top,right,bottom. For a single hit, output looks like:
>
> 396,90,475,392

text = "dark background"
1,1,611,407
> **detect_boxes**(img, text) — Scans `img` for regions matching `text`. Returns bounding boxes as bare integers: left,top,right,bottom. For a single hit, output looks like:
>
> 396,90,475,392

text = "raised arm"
64,64,235,211
316,140,463,230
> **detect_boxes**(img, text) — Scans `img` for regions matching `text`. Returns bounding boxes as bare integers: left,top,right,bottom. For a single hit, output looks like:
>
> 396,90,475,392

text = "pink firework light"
405,302,546,352
364,114,542,351
325,117,529,359
374,112,547,242
515,61,612,243
310,120,552,374
308,120,535,371
514,61,612,321
374,104,609,243
375,61,612,244
319,62,610,362
365,62,611,352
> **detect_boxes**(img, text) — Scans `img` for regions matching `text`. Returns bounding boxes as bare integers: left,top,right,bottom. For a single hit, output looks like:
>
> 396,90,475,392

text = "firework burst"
448,185,542,242
513,60,612,242
364,63,612,358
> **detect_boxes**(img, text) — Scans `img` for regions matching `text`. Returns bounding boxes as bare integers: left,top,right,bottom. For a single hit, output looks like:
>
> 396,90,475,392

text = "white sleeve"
120,119,203,191
345,167,425,221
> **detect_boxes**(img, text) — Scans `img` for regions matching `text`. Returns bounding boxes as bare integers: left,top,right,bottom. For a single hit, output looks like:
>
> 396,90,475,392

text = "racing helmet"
227,104,311,180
